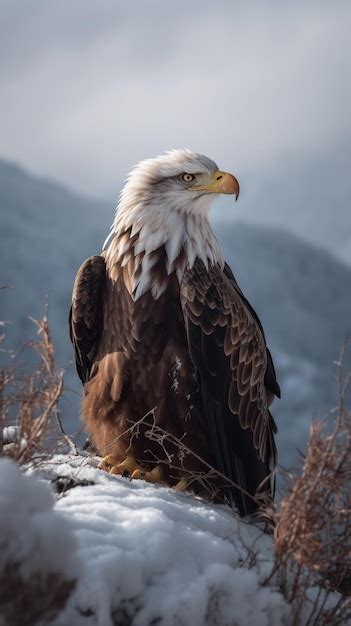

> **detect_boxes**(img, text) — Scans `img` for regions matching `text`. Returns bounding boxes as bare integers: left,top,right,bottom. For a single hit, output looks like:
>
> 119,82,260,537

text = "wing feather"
69,255,106,384
180,259,279,515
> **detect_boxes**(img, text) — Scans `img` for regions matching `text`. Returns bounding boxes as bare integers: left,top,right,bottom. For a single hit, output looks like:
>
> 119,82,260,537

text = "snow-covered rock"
0,458,79,626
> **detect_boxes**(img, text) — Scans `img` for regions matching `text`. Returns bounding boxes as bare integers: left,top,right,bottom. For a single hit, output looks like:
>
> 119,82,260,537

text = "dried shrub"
0,309,75,464
271,347,351,625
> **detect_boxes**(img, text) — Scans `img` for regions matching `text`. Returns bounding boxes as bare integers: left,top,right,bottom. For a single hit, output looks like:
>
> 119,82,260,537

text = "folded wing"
69,255,106,384
180,259,278,515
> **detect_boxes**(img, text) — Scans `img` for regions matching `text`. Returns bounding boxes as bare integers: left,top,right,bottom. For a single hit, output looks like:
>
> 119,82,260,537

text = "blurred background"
1,0,350,468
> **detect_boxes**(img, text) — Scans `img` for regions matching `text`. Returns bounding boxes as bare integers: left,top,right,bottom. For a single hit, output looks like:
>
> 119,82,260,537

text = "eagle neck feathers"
105,198,224,301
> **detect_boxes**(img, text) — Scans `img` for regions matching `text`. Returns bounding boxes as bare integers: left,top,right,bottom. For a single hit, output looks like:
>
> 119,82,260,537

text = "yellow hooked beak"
189,170,240,201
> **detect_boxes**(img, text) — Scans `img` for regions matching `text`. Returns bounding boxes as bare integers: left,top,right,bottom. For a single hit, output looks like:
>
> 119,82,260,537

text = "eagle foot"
99,454,115,471
100,455,167,486
131,465,166,485
108,455,144,477
174,477,189,492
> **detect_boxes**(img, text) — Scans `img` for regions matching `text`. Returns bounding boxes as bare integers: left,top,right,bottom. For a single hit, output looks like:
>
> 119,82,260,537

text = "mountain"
218,222,351,366
1,159,350,468
0,158,111,351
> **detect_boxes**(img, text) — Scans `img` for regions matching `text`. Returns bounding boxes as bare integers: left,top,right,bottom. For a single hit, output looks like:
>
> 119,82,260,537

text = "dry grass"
270,347,351,624
0,308,76,465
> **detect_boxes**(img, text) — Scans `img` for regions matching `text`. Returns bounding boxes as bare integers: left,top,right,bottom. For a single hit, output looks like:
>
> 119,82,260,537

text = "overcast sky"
1,0,350,203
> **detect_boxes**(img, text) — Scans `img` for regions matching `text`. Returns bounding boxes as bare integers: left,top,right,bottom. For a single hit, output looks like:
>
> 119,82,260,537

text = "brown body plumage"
70,150,280,515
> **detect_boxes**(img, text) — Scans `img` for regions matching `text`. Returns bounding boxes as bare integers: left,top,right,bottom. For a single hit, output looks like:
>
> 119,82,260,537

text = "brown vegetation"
270,346,351,624
0,310,76,464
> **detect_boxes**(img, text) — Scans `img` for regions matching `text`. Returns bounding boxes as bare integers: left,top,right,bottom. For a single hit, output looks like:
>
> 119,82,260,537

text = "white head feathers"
104,149,226,299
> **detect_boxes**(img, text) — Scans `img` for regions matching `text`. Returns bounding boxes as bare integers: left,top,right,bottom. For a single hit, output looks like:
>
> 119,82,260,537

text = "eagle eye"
180,173,195,183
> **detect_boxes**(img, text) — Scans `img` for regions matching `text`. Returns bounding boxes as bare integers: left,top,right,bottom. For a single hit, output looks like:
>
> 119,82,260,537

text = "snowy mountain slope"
1,159,350,468
217,222,351,366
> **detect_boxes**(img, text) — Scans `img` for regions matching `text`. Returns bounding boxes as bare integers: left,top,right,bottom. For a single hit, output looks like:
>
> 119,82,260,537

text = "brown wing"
223,262,281,400
69,255,106,384
180,259,278,515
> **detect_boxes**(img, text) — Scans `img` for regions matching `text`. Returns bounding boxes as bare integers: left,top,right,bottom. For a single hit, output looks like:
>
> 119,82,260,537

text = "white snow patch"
28,455,290,626
0,453,342,626
0,458,79,582
2,425,20,445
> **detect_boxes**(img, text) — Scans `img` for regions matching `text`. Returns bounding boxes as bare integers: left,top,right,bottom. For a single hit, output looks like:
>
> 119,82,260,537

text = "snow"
2,426,19,444
0,454,347,626
25,454,290,626
0,458,78,583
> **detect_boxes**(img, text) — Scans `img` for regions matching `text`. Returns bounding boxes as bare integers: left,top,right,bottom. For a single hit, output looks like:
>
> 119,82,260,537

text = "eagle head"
119,149,239,219
106,150,240,296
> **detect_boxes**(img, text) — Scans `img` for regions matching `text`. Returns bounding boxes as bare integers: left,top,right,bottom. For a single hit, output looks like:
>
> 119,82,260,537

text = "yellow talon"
99,454,115,470
109,456,143,477
132,465,166,485
175,477,188,492
131,469,144,480
145,466,166,485
100,455,167,487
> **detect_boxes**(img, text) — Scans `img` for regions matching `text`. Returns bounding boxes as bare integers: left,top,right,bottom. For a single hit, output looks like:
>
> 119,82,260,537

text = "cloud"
0,0,350,198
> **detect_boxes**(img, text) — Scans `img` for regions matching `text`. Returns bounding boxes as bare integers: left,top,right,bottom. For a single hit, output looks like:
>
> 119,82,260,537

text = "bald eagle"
70,150,280,516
